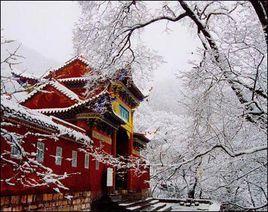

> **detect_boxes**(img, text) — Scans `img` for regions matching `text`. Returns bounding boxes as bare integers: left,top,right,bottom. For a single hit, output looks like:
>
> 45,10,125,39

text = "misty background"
1,1,201,113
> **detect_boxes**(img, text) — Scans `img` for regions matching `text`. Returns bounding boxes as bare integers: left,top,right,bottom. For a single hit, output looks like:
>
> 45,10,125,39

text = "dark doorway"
115,128,129,190
116,128,129,157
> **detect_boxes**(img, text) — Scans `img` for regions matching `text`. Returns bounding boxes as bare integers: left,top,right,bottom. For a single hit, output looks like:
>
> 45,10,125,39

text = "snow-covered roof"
42,55,91,78
144,131,157,140
134,132,150,143
0,68,29,102
58,77,92,83
65,55,91,67
50,116,86,133
1,95,92,144
32,89,109,114
11,68,39,80
19,83,47,103
50,80,81,101
112,69,145,101
19,80,81,103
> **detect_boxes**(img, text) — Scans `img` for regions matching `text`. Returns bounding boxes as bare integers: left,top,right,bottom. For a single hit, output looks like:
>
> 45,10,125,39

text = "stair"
108,192,173,211
158,204,172,211
103,195,218,211
116,198,171,211
126,199,159,211
142,202,167,211
119,197,154,207
109,194,123,203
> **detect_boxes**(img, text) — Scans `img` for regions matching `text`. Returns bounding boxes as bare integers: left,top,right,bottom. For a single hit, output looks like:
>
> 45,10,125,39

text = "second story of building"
16,56,146,137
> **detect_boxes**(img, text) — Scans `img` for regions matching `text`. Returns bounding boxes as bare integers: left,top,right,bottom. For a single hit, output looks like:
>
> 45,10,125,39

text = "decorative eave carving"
76,112,123,133
111,82,140,107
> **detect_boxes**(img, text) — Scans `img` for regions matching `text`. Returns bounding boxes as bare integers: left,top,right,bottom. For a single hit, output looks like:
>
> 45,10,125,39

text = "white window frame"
10,140,22,159
84,153,89,169
55,146,62,165
95,159,99,170
119,104,129,122
72,150,77,167
36,142,45,162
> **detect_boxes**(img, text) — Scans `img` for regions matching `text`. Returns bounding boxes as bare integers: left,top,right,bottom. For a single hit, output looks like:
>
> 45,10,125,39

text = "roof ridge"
33,89,109,114
19,80,81,104
42,55,91,79
58,76,92,83
19,82,49,103
1,95,91,143
49,80,81,101
65,55,90,66
11,69,39,80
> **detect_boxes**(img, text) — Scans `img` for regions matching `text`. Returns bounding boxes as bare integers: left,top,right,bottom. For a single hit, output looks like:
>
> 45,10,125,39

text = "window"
55,147,62,165
95,160,99,170
36,142,45,162
11,140,21,158
85,153,89,169
72,151,77,167
119,105,129,122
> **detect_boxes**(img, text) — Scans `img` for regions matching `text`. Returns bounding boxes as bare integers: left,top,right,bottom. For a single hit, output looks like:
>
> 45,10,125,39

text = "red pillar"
128,132,134,191
112,129,117,192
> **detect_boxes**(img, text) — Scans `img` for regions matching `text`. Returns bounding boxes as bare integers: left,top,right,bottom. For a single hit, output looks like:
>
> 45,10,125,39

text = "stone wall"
0,191,91,211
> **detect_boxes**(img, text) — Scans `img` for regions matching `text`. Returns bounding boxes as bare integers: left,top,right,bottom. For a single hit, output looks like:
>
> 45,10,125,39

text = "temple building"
1,56,150,211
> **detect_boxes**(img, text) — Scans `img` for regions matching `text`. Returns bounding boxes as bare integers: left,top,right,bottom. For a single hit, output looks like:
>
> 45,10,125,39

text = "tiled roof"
50,80,81,101
11,69,39,80
20,80,81,103
112,69,145,101
42,55,91,79
134,133,150,143
32,89,109,114
58,77,92,83
1,95,91,144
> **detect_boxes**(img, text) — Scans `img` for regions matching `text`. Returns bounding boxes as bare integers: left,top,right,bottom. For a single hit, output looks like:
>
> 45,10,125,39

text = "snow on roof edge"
42,55,91,78
19,80,81,104
32,89,109,114
19,82,48,103
1,95,91,144
50,80,81,101
58,77,92,82
11,68,39,80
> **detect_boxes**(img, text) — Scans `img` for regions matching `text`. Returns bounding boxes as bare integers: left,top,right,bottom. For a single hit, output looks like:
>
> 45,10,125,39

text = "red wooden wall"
1,121,90,196
22,85,76,109
1,118,149,198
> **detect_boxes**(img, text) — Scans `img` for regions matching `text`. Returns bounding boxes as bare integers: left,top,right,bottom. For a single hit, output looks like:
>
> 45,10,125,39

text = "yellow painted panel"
132,149,140,156
112,94,134,133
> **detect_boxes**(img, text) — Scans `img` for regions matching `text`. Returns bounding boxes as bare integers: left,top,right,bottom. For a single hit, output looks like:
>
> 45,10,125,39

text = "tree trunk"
249,0,268,46
179,0,267,129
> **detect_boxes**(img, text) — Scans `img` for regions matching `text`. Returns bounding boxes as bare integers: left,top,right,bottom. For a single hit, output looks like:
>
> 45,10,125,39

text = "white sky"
1,1,201,114
1,1,81,64
1,1,200,79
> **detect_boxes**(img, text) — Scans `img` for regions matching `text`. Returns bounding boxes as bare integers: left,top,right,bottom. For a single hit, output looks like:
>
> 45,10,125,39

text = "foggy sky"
1,1,200,80
1,1,81,64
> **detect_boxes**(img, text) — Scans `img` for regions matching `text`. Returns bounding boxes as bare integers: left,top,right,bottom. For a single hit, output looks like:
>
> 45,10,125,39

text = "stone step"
109,194,123,202
126,199,160,211
158,204,172,211
118,197,154,207
142,202,167,211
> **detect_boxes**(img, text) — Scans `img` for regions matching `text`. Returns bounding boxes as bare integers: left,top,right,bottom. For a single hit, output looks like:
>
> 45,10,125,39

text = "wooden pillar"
128,132,134,191
129,110,134,156
88,122,93,193
112,129,117,192
112,129,117,157
127,109,135,192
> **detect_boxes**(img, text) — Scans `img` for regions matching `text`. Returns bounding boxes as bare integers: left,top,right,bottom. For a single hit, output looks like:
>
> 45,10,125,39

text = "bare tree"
74,1,267,129
73,1,267,208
